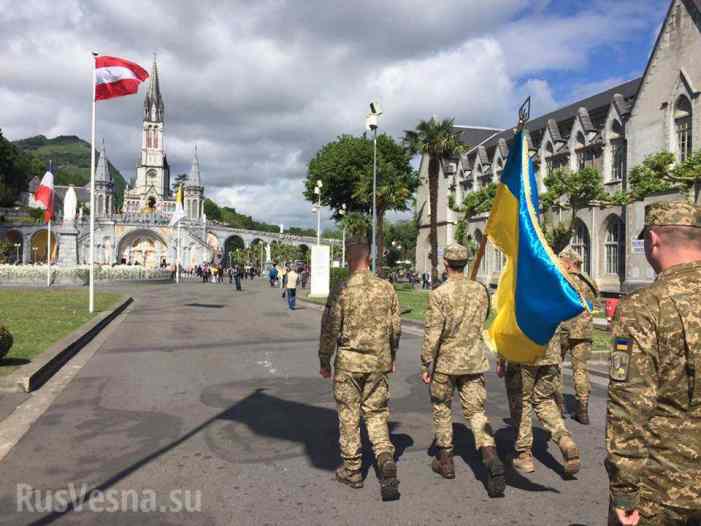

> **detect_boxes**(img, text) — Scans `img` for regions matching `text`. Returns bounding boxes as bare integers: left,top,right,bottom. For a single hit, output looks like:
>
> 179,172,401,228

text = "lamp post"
14,242,20,264
313,180,323,246
32,247,38,264
339,203,347,267
366,101,382,272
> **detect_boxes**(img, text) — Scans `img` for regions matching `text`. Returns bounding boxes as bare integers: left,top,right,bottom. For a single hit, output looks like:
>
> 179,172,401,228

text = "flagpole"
89,52,98,313
47,218,52,286
177,221,181,284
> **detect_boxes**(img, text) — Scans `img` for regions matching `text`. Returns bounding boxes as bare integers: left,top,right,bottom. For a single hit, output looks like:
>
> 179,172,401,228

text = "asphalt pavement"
0,278,611,525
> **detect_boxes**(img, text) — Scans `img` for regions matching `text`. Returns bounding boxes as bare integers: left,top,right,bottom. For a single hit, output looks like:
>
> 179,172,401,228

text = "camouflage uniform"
319,269,401,474
421,243,504,497
515,330,574,454
606,201,701,523
0,322,12,359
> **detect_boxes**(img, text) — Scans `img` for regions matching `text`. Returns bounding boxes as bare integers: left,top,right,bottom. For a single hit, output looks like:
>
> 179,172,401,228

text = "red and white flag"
95,56,149,101
33,171,54,223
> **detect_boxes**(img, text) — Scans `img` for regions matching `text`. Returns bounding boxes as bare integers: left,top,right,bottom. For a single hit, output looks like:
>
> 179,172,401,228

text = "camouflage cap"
443,243,468,263
637,200,701,239
559,247,582,264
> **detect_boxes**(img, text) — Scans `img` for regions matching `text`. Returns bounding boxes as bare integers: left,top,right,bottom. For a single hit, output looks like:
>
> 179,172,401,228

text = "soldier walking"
420,243,505,498
318,233,402,501
606,201,701,526
512,324,581,477
558,247,599,424
496,358,522,426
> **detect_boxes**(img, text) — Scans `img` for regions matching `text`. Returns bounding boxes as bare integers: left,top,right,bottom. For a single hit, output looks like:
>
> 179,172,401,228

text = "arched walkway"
30,229,58,264
117,229,168,268
2,229,23,263
223,235,245,267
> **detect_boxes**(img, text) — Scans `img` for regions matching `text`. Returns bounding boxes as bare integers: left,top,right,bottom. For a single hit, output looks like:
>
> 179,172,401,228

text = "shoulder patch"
610,338,631,381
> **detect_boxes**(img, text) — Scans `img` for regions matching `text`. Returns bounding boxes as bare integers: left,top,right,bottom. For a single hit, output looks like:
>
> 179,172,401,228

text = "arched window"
605,216,625,277
570,220,591,275
675,96,692,162
146,129,152,148
153,130,159,149
494,246,504,272
610,120,626,182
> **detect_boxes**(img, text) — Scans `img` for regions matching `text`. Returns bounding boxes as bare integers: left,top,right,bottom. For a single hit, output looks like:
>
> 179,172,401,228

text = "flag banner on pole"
95,56,149,101
33,170,54,222
485,130,589,363
169,184,186,226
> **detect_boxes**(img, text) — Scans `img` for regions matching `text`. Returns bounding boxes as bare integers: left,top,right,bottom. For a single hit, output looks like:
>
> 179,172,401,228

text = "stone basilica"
415,0,701,295
8,58,322,268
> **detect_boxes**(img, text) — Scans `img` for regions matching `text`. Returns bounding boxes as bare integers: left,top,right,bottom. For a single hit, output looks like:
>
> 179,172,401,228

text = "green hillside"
13,135,127,207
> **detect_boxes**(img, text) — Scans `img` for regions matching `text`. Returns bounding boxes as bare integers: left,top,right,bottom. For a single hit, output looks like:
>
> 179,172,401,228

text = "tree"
541,167,607,253
403,117,465,284
304,133,417,273
203,198,222,222
172,173,188,192
450,183,497,246
0,129,42,206
626,151,701,203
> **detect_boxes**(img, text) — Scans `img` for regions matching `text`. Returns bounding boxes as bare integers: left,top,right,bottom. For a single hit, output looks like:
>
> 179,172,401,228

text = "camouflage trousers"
334,370,395,472
516,365,572,453
504,362,522,423
560,340,591,402
430,372,496,452
608,498,701,525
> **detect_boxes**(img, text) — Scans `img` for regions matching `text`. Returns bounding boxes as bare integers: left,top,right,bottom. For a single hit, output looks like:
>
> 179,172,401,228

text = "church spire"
95,138,111,183
189,144,201,187
144,53,164,122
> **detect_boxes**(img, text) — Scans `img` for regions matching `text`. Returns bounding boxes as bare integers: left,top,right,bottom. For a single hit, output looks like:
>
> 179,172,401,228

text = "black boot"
575,399,590,425
481,446,506,498
376,452,400,502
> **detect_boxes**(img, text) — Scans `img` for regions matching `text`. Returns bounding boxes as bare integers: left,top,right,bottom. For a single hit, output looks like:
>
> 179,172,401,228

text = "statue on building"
63,185,78,225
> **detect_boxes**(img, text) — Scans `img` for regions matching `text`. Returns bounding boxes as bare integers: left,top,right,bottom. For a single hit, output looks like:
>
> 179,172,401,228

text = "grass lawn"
0,289,122,376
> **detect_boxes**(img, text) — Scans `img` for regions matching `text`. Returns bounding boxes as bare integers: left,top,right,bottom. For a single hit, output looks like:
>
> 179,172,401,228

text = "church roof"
453,125,502,148
95,139,111,183
188,145,201,187
144,55,164,122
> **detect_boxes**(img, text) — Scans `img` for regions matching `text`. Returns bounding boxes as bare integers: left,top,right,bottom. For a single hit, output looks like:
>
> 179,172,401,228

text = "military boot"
558,436,581,477
574,399,590,425
335,466,363,489
554,391,566,417
376,452,400,501
431,448,455,479
512,451,535,473
480,446,506,498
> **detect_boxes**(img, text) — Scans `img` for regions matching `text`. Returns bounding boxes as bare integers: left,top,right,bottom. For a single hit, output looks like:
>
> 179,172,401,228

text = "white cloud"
0,0,665,228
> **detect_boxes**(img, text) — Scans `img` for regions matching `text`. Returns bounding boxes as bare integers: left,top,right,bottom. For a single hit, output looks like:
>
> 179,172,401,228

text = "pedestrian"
286,266,299,310
420,243,505,498
606,201,701,526
228,267,233,284
269,264,278,287
511,323,581,477
558,247,598,424
235,265,242,291
319,232,401,501
281,265,288,298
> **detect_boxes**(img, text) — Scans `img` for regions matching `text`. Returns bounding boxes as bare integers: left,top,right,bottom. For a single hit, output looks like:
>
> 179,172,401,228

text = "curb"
0,296,133,393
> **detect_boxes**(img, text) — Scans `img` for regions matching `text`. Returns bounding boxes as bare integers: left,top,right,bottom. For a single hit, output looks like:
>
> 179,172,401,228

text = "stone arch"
601,214,625,281
223,235,245,267
570,218,591,275
2,229,23,263
117,229,168,267
30,229,58,264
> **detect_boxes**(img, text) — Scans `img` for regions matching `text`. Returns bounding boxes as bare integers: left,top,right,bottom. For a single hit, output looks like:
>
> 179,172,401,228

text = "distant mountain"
13,135,127,207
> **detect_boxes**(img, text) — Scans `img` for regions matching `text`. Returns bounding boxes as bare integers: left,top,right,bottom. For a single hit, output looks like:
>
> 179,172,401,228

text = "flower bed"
0,264,172,286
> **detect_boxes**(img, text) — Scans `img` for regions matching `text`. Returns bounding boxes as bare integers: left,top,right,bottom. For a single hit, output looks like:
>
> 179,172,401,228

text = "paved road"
0,279,611,525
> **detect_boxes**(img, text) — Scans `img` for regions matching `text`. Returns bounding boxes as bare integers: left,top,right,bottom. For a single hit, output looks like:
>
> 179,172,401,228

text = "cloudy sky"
0,0,668,229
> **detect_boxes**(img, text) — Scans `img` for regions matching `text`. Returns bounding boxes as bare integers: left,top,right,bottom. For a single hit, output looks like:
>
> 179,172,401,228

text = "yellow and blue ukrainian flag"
485,130,589,363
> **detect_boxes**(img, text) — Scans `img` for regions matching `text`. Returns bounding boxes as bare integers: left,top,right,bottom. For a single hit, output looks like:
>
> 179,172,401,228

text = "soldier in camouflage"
512,323,581,477
497,358,522,425
420,243,505,498
606,201,701,526
319,233,402,501
559,247,599,424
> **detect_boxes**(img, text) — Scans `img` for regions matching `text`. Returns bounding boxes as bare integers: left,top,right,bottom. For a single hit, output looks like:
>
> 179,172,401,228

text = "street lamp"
13,242,20,264
366,101,382,272
339,203,347,267
32,247,38,264
313,180,323,246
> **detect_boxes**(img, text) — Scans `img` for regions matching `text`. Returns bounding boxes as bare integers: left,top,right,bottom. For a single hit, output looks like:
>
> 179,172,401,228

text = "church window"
605,216,624,277
611,140,626,182
146,130,151,148
675,96,692,162
571,220,591,275
153,130,158,149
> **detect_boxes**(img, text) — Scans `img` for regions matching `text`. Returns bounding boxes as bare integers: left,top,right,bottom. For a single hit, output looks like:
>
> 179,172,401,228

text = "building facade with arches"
414,0,701,294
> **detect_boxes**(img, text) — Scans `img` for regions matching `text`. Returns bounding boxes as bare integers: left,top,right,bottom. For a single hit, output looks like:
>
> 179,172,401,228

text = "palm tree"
404,117,464,285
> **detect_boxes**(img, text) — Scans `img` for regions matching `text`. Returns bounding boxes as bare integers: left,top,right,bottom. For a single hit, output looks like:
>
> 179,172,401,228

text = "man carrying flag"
478,113,588,476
